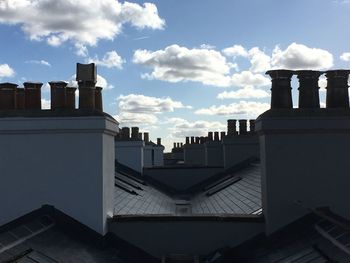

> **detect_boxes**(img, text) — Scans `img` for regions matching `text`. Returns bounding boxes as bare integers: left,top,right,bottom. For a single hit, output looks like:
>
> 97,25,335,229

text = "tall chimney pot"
177,142,180,148
220,131,226,140
214,132,219,141
24,82,43,110
239,120,248,135
266,69,294,109
95,86,103,111
16,88,25,110
296,70,321,108
0,83,17,110
325,70,350,108
157,138,161,145
195,137,200,144
144,132,149,143
49,81,67,110
186,137,190,144
121,127,130,139
190,136,195,144
131,127,139,139
173,142,177,148
249,119,256,133
76,63,97,110
227,119,237,136
65,87,77,109
208,132,213,141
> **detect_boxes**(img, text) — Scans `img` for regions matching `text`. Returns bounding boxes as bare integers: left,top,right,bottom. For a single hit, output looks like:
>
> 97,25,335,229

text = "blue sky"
0,0,350,150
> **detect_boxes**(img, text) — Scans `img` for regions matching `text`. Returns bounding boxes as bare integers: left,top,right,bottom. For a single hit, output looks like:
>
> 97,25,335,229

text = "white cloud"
116,112,158,125
222,44,248,57
271,43,333,70
195,101,269,117
0,0,164,55
25,60,51,67
217,86,270,99
133,44,234,87
200,44,216,49
68,74,114,90
248,47,271,73
87,51,125,69
231,70,270,87
41,99,50,109
0,63,15,78
340,52,350,62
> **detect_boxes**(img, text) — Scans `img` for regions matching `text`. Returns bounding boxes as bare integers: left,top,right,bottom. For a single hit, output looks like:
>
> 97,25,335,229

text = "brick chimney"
65,87,77,109
16,88,25,110
49,81,67,110
95,86,103,111
144,132,149,143
227,119,237,136
249,119,255,133
131,127,139,140
157,138,161,145
76,63,96,109
185,137,190,144
121,127,130,139
0,83,17,110
24,82,42,109
239,120,248,135
190,136,195,144
207,132,213,141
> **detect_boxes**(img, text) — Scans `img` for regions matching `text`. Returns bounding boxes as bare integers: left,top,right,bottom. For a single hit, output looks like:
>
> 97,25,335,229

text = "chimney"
65,87,77,109
121,127,130,139
266,69,294,109
173,142,177,149
296,70,321,108
24,82,42,110
177,142,180,148
16,88,25,110
208,132,213,141
220,131,226,140
76,63,96,109
0,83,17,110
180,143,183,147
214,132,219,141
227,119,237,136
190,136,195,144
49,81,67,110
144,132,149,143
239,120,247,135
195,137,200,144
249,119,256,133
131,127,139,139
185,137,190,144
325,70,350,108
95,86,103,111
157,138,161,145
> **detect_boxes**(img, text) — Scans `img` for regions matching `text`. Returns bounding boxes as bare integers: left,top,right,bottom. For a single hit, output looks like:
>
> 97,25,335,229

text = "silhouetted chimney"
173,142,176,148
24,82,42,110
227,119,237,136
249,119,256,133
157,138,161,145
0,83,17,110
199,136,205,144
186,137,190,144
296,70,321,108
325,70,350,108
144,132,149,143
208,132,213,141
138,132,142,140
16,88,25,110
66,87,77,109
191,136,195,144
220,131,225,140
239,120,248,135
214,132,219,141
121,127,130,139
266,70,294,109
195,137,200,144
131,127,139,139
95,86,103,111
177,142,180,148
180,143,183,147
49,81,67,110
76,63,96,109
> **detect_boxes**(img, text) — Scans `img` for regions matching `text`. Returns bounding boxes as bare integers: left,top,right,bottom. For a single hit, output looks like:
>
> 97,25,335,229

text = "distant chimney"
76,63,96,109
186,137,190,144
131,127,139,139
180,143,183,147
214,132,219,141
173,142,176,148
200,136,205,144
0,83,17,110
138,132,142,140
24,82,42,110
144,132,149,143
95,86,103,111
157,138,161,145
16,88,25,110
227,119,237,136
190,136,195,144
325,70,350,108
177,142,180,148
249,119,256,133
220,131,225,140
49,81,67,110
65,87,77,109
195,137,200,144
121,127,130,139
208,132,213,141
239,120,248,135
296,70,321,108
266,70,294,109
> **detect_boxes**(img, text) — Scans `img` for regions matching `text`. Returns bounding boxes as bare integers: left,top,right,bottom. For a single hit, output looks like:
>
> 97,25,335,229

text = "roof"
113,163,262,217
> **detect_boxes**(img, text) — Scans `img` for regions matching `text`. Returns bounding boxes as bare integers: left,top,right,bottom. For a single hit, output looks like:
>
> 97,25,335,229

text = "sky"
0,0,350,151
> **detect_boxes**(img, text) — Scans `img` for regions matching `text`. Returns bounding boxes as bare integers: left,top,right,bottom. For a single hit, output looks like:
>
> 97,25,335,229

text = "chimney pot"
177,142,180,148
249,119,256,133
173,142,176,148
121,127,130,139
186,137,190,144
77,63,96,110
239,120,248,135
76,63,97,83
24,82,43,110
325,70,350,108
220,131,226,140
266,69,294,109
190,136,195,144
157,138,161,145
65,87,77,109
208,132,213,141
180,143,183,147
214,132,219,141
16,88,25,110
49,81,67,110
195,137,200,144
296,70,321,108
131,127,139,139
0,82,17,110
227,119,237,136
95,86,103,111
144,132,149,143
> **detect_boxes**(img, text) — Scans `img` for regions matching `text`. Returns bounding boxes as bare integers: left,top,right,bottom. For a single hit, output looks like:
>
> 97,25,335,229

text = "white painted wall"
0,116,118,235
256,111,350,234
183,144,206,166
205,141,224,167
115,140,144,173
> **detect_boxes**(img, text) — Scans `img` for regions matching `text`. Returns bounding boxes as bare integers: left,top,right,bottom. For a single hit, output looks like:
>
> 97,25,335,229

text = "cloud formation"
88,51,125,69
217,86,269,99
340,52,350,61
0,63,15,78
25,60,51,67
68,74,114,89
0,0,164,55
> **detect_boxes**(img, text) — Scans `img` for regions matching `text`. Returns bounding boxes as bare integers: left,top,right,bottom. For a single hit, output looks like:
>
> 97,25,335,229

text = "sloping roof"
114,163,262,217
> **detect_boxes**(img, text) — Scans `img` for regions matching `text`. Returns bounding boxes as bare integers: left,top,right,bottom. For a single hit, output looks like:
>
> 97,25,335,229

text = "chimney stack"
208,132,213,141
214,131,219,141
249,119,256,133
227,119,237,136
266,70,294,109
157,138,161,145
0,83,17,110
220,131,225,140
239,120,248,135
16,88,25,110
95,86,103,111
186,137,190,144
49,81,67,110
65,87,77,109
191,136,195,144
195,137,200,144
177,142,180,148
180,143,183,147
76,63,96,110
173,142,176,148
296,70,321,108
325,70,350,108
24,82,42,110
131,127,139,139
121,127,130,139
144,132,149,143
